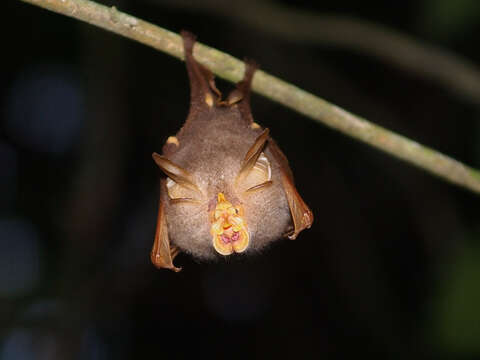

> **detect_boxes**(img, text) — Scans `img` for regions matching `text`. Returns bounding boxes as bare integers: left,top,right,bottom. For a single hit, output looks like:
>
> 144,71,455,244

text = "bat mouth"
210,193,249,256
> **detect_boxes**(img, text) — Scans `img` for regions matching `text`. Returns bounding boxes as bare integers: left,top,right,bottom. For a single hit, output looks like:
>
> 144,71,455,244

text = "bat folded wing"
268,139,313,240
151,201,181,272
281,173,314,240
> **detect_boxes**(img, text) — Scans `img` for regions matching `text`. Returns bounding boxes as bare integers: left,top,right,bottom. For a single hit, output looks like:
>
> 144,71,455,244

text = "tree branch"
19,0,480,195
152,0,480,106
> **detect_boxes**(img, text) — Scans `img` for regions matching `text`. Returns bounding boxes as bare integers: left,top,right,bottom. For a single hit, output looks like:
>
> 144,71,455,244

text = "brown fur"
151,31,312,268
163,105,292,259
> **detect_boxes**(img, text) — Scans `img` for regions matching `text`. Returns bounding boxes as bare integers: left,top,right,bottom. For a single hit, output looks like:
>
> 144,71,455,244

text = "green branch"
19,0,480,194
155,0,480,106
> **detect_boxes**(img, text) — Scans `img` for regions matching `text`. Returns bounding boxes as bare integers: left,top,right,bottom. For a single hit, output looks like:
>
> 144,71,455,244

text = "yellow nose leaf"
223,222,231,229
211,219,224,235
211,193,250,255
217,192,226,203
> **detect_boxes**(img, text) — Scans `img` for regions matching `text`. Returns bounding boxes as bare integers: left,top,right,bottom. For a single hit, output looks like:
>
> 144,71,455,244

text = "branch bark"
19,0,480,195
152,0,480,106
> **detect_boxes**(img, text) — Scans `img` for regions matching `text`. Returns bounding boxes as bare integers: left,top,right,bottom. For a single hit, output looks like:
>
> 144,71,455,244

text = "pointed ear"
236,129,270,188
181,30,221,107
151,201,181,272
239,129,269,176
280,173,313,240
152,153,200,193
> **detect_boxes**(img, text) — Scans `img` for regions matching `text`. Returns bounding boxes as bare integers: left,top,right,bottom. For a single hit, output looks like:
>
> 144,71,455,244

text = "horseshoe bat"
151,31,313,271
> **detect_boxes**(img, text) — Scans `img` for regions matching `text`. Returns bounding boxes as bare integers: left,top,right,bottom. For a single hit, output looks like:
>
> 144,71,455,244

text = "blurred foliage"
431,238,480,355
422,0,480,40
3,1,480,359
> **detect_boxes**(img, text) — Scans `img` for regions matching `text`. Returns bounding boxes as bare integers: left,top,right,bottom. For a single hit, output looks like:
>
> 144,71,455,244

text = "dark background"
2,0,480,359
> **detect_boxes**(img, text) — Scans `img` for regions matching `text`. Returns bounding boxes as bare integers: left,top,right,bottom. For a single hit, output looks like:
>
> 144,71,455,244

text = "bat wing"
269,139,313,240
151,197,181,272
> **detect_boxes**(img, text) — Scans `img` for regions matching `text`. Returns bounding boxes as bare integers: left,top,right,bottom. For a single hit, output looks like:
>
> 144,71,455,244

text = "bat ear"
152,153,200,193
181,30,221,108
236,129,272,191
151,201,181,272
152,153,203,202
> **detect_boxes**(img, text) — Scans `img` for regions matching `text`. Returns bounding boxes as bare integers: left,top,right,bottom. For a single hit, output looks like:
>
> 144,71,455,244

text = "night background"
2,0,480,359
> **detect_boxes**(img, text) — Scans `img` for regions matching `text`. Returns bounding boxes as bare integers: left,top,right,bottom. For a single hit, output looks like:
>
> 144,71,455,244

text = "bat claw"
151,252,182,272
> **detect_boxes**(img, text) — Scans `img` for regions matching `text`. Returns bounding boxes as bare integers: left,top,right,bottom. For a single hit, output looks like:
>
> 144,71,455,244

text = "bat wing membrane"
151,200,181,272
280,172,313,239
269,139,313,239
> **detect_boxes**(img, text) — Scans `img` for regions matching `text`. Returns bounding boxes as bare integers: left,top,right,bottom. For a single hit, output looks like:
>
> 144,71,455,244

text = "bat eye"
166,178,202,202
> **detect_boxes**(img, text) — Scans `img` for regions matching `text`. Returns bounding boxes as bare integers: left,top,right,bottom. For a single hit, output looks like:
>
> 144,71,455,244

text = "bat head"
152,129,288,260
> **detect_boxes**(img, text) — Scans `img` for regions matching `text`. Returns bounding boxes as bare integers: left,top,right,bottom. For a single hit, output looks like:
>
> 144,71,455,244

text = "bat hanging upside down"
151,31,313,271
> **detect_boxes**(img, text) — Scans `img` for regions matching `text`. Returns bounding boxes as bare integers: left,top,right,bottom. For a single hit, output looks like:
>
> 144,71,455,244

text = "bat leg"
230,59,259,124
238,59,258,91
151,201,182,272
180,30,221,107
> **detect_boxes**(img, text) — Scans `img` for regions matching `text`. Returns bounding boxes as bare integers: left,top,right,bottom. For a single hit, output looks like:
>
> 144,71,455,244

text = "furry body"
150,31,312,271
162,105,291,260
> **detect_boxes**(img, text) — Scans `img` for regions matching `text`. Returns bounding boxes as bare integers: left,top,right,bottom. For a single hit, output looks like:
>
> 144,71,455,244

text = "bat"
151,31,313,271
